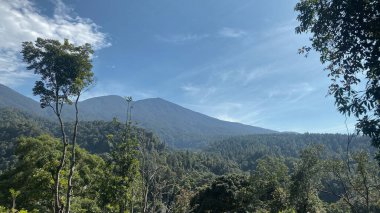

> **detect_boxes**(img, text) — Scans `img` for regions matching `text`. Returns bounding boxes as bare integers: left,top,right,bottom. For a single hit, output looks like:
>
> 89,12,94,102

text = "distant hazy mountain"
0,84,49,118
77,96,276,147
0,84,276,148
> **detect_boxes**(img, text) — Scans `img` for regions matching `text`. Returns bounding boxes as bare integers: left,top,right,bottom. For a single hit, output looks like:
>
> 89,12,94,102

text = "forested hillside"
206,134,373,171
1,107,379,212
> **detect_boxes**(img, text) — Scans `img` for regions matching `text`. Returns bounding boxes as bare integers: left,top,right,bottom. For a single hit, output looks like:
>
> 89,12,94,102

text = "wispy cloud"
268,83,316,103
218,27,247,38
166,19,328,131
155,34,209,44
219,65,277,86
183,101,268,125
0,0,110,87
156,27,247,44
181,84,217,103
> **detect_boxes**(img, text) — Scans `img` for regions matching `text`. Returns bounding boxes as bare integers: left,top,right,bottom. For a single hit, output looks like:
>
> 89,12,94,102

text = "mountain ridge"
0,83,276,148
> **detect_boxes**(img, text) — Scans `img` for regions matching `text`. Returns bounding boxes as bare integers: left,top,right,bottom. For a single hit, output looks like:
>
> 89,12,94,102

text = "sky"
0,0,356,133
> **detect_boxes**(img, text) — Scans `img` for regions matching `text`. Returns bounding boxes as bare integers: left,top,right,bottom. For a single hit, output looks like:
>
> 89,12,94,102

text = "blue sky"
0,0,356,133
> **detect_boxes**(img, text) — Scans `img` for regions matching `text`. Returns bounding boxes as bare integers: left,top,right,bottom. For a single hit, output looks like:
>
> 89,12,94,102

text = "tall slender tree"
21,38,94,213
106,97,140,212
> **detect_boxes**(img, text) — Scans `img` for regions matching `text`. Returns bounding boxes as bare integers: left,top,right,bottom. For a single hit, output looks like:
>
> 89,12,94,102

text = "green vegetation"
0,135,105,212
295,0,380,162
0,107,379,212
205,134,373,171
1,1,380,210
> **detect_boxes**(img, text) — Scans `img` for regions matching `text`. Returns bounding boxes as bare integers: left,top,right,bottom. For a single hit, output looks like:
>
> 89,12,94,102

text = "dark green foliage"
295,0,380,161
101,98,141,212
248,157,290,212
0,108,53,173
206,133,372,171
0,108,241,178
0,135,105,212
21,38,94,109
65,120,121,154
190,174,250,213
289,146,325,213
323,151,380,212
0,108,379,212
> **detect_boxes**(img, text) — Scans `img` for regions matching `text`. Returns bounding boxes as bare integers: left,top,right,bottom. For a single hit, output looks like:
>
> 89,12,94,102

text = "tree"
104,97,141,213
289,146,325,212
324,151,380,212
189,174,250,213
295,0,380,161
9,188,20,212
21,38,94,213
248,157,290,212
0,135,105,212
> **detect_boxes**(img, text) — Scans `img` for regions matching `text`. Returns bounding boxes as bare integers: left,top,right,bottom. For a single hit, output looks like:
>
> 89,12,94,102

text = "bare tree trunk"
140,158,149,213
65,95,81,213
119,202,124,213
131,186,134,213
143,185,149,213
55,106,68,213
12,198,15,211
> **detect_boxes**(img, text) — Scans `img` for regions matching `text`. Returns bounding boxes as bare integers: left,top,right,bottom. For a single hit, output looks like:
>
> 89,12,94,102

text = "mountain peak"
0,84,276,148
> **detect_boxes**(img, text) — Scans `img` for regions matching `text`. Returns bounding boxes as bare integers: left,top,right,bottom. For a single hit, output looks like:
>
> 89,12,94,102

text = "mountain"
0,84,49,118
0,84,276,148
77,96,276,147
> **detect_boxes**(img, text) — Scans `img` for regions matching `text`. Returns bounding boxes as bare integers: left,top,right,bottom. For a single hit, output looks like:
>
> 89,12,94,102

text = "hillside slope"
77,96,275,147
0,84,49,118
0,84,276,148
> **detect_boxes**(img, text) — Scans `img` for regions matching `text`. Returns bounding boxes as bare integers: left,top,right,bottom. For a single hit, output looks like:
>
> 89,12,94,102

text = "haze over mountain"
0,84,276,148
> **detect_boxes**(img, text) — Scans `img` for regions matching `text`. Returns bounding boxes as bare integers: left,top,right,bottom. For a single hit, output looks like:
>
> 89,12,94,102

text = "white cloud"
218,27,247,38
155,34,209,43
215,114,240,123
0,0,110,86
